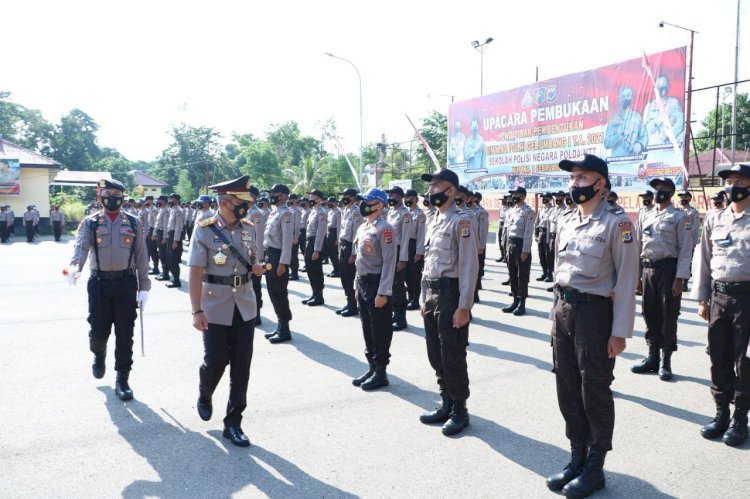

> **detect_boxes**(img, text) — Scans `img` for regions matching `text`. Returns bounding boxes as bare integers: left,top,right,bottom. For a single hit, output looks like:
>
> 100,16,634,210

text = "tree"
152,124,224,192
0,91,54,153
234,138,282,188
694,93,750,154
175,169,196,201
266,121,323,168
416,110,447,169
50,109,101,170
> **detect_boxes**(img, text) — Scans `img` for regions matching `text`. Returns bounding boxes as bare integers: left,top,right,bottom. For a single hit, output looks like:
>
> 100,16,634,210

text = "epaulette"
198,217,216,228
241,218,256,227
607,205,626,216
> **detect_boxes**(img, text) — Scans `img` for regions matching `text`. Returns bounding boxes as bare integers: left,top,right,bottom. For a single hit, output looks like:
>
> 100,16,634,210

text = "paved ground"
1,234,748,498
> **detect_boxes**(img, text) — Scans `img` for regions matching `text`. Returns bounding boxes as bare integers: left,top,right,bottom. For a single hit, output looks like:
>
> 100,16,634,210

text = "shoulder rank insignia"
198,217,217,228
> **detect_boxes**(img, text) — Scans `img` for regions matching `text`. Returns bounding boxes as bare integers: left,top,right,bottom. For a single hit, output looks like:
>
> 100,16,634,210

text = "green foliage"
416,110,448,168
694,93,750,153
49,192,87,222
235,138,282,187
0,91,54,152
152,124,224,193
175,170,196,201
50,109,101,170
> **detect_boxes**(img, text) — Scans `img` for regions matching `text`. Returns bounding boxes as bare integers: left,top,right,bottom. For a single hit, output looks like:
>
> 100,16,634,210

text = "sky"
2,0,747,161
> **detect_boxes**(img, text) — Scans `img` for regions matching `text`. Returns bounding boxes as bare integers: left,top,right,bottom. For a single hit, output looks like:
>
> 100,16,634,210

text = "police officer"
695,163,750,447
325,197,342,278
631,178,692,380
495,196,511,263
144,196,159,275
607,191,619,206
404,189,426,309
153,195,171,282
679,191,700,291
69,179,151,401
303,190,328,306
350,188,397,390
188,175,266,447
418,168,478,436
23,206,35,242
635,190,655,295
194,195,215,225
546,191,572,293
287,194,302,281
502,186,535,316
546,155,637,497
248,187,265,324
0,205,10,243
50,205,65,242
165,193,185,288
472,191,489,302
263,184,295,344
298,198,310,272
385,186,411,330
337,188,363,316
535,193,553,281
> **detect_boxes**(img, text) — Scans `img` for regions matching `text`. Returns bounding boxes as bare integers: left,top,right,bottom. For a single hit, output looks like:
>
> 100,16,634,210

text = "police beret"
98,178,126,192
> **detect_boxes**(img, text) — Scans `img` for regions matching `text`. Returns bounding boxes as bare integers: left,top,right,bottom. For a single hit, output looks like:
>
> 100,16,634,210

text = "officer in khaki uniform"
694,163,750,447
471,191,489,302
386,186,411,330
69,179,151,401
502,186,535,316
287,194,302,281
188,175,266,448
535,193,553,281
263,184,296,344
337,188,363,316
164,193,185,288
350,188,397,391
546,155,637,497
302,189,329,306
679,191,701,290
0,205,11,243
325,197,342,277
50,205,65,241
418,168,478,437
247,187,265,324
404,189,427,309
153,195,171,281
631,178,692,381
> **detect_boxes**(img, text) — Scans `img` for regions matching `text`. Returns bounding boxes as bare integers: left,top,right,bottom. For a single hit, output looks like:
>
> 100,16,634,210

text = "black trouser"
305,236,324,296
186,223,194,241
167,230,182,281
553,295,616,451
87,274,138,372
199,306,255,427
339,240,356,304
507,238,531,298
25,221,33,242
326,228,340,273
423,279,470,401
642,259,680,351
393,245,407,312
709,289,750,408
475,252,486,296
357,274,393,366
157,229,170,278
498,223,506,260
147,228,159,271
407,238,423,302
547,233,557,277
0,221,7,242
299,229,307,256
264,247,291,322
537,229,549,276
290,238,300,276
251,274,263,314
53,221,62,241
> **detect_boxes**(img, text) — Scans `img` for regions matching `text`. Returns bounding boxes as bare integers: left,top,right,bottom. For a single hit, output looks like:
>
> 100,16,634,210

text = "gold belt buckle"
233,275,242,288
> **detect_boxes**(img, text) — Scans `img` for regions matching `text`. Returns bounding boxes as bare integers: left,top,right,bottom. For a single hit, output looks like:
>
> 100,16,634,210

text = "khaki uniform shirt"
291,206,301,239
306,205,328,251
421,203,479,310
410,207,427,256
327,207,341,234
548,204,566,234
247,206,265,260
138,208,149,232
264,204,295,265
50,210,65,224
301,207,310,230
638,204,692,279
535,204,553,237
340,204,364,243
1,210,11,224
680,205,700,247
154,206,169,231
194,208,215,225
23,210,35,223
554,200,638,338
695,205,750,302
473,204,489,250
387,204,411,262
353,216,397,296
71,211,151,291
505,204,536,253
188,214,258,325
147,206,157,229
167,205,185,234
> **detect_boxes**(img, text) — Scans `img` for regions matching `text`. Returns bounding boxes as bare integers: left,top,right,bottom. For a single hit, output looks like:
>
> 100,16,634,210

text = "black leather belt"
204,274,250,287
509,237,524,243
714,281,750,296
265,247,281,253
356,273,381,283
426,277,459,291
642,257,677,269
554,286,610,303
92,269,135,280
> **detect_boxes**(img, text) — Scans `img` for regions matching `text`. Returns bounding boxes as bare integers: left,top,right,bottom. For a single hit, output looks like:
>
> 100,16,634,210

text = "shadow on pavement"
613,390,708,426
98,387,356,498
468,341,554,372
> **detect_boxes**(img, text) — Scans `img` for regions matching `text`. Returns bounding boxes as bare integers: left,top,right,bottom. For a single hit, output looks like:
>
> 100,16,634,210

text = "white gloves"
66,265,80,286
138,290,149,311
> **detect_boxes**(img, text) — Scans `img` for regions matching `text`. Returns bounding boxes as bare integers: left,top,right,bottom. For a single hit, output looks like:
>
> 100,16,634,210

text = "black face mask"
511,196,521,204
714,202,724,208
341,197,351,205
327,203,333,209
103,195,124,212
232,201,249,219
422,200,430,207
725,184,750,203
455,198,464,206
429,188,450,207
607,200,616,206
570,183,599,205
680,199,690,206
388,199,398,207
405,200,413,207
168,201,175,207
655,189,673,203
643,199,653,207
466,201,473,208
565,198,574,206
555,198,564,205
270,195,281,205
360,202,378,217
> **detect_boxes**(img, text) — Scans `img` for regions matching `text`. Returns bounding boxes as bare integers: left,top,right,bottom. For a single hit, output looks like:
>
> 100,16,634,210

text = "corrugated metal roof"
688,148,750,176
52,170,113,186
131,169,168,187
0,139,61,168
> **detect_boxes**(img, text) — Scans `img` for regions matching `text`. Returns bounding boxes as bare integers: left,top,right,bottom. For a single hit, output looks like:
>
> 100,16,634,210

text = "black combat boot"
341,299,359,317
562,447,606,498
631,344,660,374
361,364,389,391
513,297,526,316
658,349,673,381
352,361,375,387
701,404,731,439
722,406,749,447
546,441,588,491
442,399,469,436
92,353,106,379
536,273,547,281
501,278,511,285
269,321,292,344
255,315,262,325
420,392,453,425
502,298,520,313
307,294,324,306
115,371,134,401
406,299,420,310
265,324,280,339
197,396,212,421
301,294,315,304
392,310,407,331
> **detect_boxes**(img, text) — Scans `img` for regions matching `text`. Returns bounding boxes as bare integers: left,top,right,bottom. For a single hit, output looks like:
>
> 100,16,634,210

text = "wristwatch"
192,309,204,316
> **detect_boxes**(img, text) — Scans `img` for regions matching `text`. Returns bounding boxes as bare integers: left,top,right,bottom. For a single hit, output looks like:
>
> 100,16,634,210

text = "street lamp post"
325,52,364,190
721,87,733,151
471,38,494,95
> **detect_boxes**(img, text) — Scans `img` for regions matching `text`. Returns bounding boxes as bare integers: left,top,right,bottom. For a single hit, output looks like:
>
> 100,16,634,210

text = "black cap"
559,154,611,189
421,168,460,189
289,193,299,200
608,191,619,199
145,195,154,200
711,193,725,201
98,178,126,192
541,192,553,199
459,185,473,196
638,191,654,198
404,188,418,197
718,163,750,180
337,188,358,197
270,183,290,194
510,186,527,196
249,185,260,198
649,177,676,190
474,191,483,200
679,191,692,199
308,189,324,198
168,193,181,201
259,197,269,203
158,195,169,202
327,196,337,203
386,186,404,196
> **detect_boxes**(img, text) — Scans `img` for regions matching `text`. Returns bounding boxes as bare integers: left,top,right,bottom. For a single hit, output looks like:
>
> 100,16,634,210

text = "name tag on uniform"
715,234,732,248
